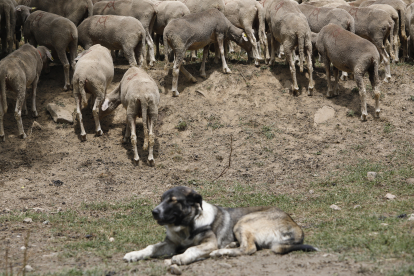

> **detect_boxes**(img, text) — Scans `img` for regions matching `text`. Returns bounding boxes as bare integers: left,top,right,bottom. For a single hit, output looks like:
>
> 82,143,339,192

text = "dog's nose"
152,209,160,219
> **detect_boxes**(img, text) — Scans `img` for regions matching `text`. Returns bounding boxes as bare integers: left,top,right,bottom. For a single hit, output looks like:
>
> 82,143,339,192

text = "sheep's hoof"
81,134,87,141
63,85,69,91
308,86,314,96
0,135,5,142
200,73,207,79
148,159,155,167
191,56,197,62
375,110,381,118
223,68,231,74
326,91,333,98
133,158,140,166
383,76,391,83
96,130,103,136
32,111,39,118
361,114,367,121
122,137,129,143
254,60,260,67
172,90,180,97
19,133,27,139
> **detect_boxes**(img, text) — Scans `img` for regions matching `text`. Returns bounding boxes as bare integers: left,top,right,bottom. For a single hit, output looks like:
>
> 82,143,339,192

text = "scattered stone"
43,220,50,225
406,178,414,185
367,172,377,181
330,204,341,211
3,208,11,213
408,214,414,221
20,246,26,251
322,254,330,257
50,180,64,187
164,259,172,266
23,218,33,223
168,264,182,275
32,207,45,213
109,237,115,242
314,106,335,125
47,103,73,124
353,205,361,209
42,252,58,258
385,193,396,200
32,121,42,130
218,262,232,268
397,214,407,219
57,207,63,212
25,265,34,272
368,232,378,236
309,189,314,194
380,223,388,226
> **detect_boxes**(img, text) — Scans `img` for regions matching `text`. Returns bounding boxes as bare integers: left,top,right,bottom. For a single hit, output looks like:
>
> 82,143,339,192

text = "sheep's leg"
191,50,197,62
128,113,139,165
395,35,400,62
340,71,348,81
135,38,146,67
31,76,39,117
172,51,185,97
123,45,138,67
369,63,381,118
229,41,235,53
379,47,391,82
333,66,339,96
57,50,71,91
147,113,157,167
246,28,260,66
145,31,156,67
278,45,284,58
92,97,103,136
217,34,231,74
269,36,277,66
154,34,160,60
355,72,367,121
323,55,333,98
306,48,314,96
22,96,28,116
0,99,4,141
285,45,298,94
214,42,220,64
75,94,87,141
123,116,131,143
199,45,209,78
15,93,27,139
163,35,170,71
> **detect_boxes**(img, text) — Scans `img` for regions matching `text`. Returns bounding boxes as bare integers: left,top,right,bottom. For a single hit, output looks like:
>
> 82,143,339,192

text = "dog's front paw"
123,251,146,262
171,254,184,266
209,249,223,257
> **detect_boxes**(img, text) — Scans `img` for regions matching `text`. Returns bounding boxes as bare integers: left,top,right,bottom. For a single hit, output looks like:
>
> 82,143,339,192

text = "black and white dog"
123,186,318,265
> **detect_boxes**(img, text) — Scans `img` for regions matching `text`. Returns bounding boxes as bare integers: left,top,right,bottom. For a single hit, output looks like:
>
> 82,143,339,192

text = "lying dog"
124,186,318,265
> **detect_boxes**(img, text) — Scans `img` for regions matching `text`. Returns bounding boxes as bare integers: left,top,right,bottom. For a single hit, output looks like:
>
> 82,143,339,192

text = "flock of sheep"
0,0,412,165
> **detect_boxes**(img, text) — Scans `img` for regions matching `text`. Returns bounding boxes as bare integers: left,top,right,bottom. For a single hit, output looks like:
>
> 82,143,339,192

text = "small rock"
42,252,58,258
406,178,414,185
43,220,49,225
322,254,330,257
380,223,388,226
23,218,33,223
408,214,414,221
385,193,396,200
309,189,314,194
3,208,11,213
32,121,42,130
32,207,45,213
353,205,361,209
57,207,63,212
164,259,172,266
47,103,73,124
20,246,26,251
218,262,232,268
25,265,34,272
330,204,341,211
367,172,377,181
368,232,378,236
109,237,115,242
168,264,182,275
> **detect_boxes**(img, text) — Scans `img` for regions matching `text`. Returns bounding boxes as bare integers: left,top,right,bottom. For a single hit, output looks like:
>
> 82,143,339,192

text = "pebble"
168,264,182,275
47,103,73,124
353,205,361,209
20,246,26,251
380,223,389,226
385,193,396,200
43,220,50,225
408,214,414,221
218,262,232,268
367,172,377,181
109,237,115,242
309,189,314,194
23,218,33,223
406,178,414,185
164,259,172,266
329,204,341,211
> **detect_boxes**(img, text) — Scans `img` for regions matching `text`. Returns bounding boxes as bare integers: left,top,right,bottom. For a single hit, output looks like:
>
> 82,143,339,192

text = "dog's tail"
272,244,319,254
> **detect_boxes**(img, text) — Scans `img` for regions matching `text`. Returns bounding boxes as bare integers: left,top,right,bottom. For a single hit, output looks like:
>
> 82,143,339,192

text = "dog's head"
152,186,203,226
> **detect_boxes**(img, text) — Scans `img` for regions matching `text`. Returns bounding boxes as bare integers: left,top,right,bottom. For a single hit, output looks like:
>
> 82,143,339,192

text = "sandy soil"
1,51,413,275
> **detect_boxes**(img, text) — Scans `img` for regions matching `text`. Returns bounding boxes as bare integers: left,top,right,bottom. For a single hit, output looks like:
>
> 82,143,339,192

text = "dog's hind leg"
271,243,319,254
210,227,257,257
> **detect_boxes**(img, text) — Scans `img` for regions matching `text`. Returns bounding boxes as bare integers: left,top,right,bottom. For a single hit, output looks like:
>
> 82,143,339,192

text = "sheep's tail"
77,78,88,108
389,20,395,60
141,97,149,151
255,2,267,47
400,9,407,40
0,76,7,113
298,34,305,73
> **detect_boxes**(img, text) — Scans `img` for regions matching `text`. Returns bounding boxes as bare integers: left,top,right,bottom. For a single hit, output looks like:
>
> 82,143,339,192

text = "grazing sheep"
23,10,78,91
316,23,381,121
265,0,314,95
223,0,269,66
0,44,52,141
338,5,394,82
152,1,191,60
77,15,146,67
72,44,114,141
406,3,414,57
93,0,157,67
100,67,160,166
163,8,252,97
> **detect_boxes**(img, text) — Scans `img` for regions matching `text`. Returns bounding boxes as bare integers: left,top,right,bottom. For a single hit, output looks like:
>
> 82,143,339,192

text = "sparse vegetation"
384,122,394,133
175,120,188,131
261,125,274,139
346,110,355,117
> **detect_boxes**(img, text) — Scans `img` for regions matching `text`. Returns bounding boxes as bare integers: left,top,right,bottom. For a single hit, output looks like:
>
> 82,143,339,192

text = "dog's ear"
188,190,203,210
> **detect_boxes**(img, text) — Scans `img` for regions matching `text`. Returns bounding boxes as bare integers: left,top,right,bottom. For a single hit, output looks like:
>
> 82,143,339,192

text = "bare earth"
1,52,413,275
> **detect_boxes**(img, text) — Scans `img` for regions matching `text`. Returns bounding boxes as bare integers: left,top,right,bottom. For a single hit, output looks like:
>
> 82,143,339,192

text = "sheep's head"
231,29,252,54
37,46,53,74
15,5,31,25
99,86,122,118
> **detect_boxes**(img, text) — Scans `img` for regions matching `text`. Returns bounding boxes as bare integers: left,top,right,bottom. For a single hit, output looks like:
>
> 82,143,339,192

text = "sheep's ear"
101,99,109,111
30,7,37,12
45,50,54,61
242,32,248,41
16,6,21,11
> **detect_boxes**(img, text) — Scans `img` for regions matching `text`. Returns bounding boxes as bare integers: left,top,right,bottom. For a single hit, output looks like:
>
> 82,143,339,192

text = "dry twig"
214,135,233,181
22,230,30,276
